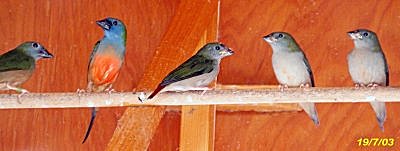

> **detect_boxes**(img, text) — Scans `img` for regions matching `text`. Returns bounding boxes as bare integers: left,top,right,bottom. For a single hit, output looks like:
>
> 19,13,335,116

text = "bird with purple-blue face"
82,17,127,143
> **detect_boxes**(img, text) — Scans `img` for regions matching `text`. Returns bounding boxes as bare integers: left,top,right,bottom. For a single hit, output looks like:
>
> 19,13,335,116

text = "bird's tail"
82,107,97,144
369,101,386,131
147,85,166,100
299,102,320,126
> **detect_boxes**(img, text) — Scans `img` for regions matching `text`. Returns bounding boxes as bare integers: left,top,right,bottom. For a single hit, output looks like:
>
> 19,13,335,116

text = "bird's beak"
220,48,234,57
96,19,111,30
41,49,53,58
263,34,275,43
347,30,362,40
226,48,234,55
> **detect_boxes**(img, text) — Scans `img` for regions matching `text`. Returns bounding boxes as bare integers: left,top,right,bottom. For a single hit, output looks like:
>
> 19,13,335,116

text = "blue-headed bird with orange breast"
82,17,126,143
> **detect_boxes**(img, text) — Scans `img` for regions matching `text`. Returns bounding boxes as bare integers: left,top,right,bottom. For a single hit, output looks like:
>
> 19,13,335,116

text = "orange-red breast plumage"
88,53,122,92
82,17,127,144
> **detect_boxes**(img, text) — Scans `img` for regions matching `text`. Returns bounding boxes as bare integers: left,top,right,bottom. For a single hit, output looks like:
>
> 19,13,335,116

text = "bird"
263,32,319,125
347,29,388,131
0,42,53,95
139,42,234,102
82,17,127,143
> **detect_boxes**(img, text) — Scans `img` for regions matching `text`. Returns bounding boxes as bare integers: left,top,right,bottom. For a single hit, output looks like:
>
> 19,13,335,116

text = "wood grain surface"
1,0,400,150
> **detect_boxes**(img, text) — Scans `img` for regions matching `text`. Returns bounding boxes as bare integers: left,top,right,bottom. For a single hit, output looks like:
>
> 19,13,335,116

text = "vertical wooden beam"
106,0,219,150
180,106,216,151
179,3,219,150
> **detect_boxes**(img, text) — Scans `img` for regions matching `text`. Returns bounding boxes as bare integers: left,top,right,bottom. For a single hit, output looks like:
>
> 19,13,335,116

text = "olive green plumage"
0,47,36,72
160,55,216,87
0,41,53,93
143,42,234,100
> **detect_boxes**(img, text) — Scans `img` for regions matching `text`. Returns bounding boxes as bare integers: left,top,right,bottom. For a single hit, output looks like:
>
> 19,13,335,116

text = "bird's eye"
215,46,220,50
363,32,369,37
278,34,283,38
32,43,39,48
113,21,118,25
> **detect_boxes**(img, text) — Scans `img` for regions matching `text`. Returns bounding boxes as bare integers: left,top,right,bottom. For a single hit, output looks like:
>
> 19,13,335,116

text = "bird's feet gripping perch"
300,83,311,90
278,84,289,92
354,83,366,89
6,83,29,104
137,87,212,103
105,86,116,94
367,83,381,89
76,88,88,97
188,87,212,96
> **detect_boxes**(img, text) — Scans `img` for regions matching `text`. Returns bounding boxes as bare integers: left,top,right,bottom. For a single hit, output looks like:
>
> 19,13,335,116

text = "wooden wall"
0,0,400,150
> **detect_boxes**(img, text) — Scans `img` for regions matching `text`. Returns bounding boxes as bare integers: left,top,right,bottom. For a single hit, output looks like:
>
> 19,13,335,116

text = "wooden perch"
1,86,400,109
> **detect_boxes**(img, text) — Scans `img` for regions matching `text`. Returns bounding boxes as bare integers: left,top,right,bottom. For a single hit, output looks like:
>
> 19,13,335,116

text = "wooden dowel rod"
0,86,399,109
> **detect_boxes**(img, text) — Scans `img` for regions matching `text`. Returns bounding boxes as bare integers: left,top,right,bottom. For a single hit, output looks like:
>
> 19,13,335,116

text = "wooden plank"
106,0,219,150
180,106,216,151
179,9,219,150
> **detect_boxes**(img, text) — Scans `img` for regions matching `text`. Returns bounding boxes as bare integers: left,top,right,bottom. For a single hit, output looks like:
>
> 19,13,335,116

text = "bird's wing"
0,50,34,72
382,52,389,86
160,55,215,86
88,41,100,71
302,53,315,87
146,55,215,100
87,41,100,83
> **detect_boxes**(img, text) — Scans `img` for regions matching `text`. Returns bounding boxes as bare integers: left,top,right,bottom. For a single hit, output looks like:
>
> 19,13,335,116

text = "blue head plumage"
96,17,127,46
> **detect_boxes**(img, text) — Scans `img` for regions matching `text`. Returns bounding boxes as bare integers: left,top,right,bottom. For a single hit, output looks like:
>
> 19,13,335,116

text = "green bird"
139,42,234,101
0,42,53,95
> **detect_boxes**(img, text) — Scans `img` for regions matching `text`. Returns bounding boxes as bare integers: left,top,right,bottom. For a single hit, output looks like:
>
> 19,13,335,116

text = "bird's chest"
0,70,34,89
89,50,123,86
348,50,386,85
272,53,310,86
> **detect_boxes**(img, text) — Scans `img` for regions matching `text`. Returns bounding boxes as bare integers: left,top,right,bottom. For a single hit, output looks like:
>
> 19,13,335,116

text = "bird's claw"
190,87,211,96
76,88,86,97
76,88,86,93
354,83,360,89
300,83,310,88
279,84,288,92
20,89,29,94
200,89,207,96
106,89,116,94
17,90,29,104
354,83,365,89
367,83,380,89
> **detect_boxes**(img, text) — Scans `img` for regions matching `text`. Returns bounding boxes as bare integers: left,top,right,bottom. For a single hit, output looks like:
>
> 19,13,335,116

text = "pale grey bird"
263,32,319,125
347,29,388,131
139,42,234,102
